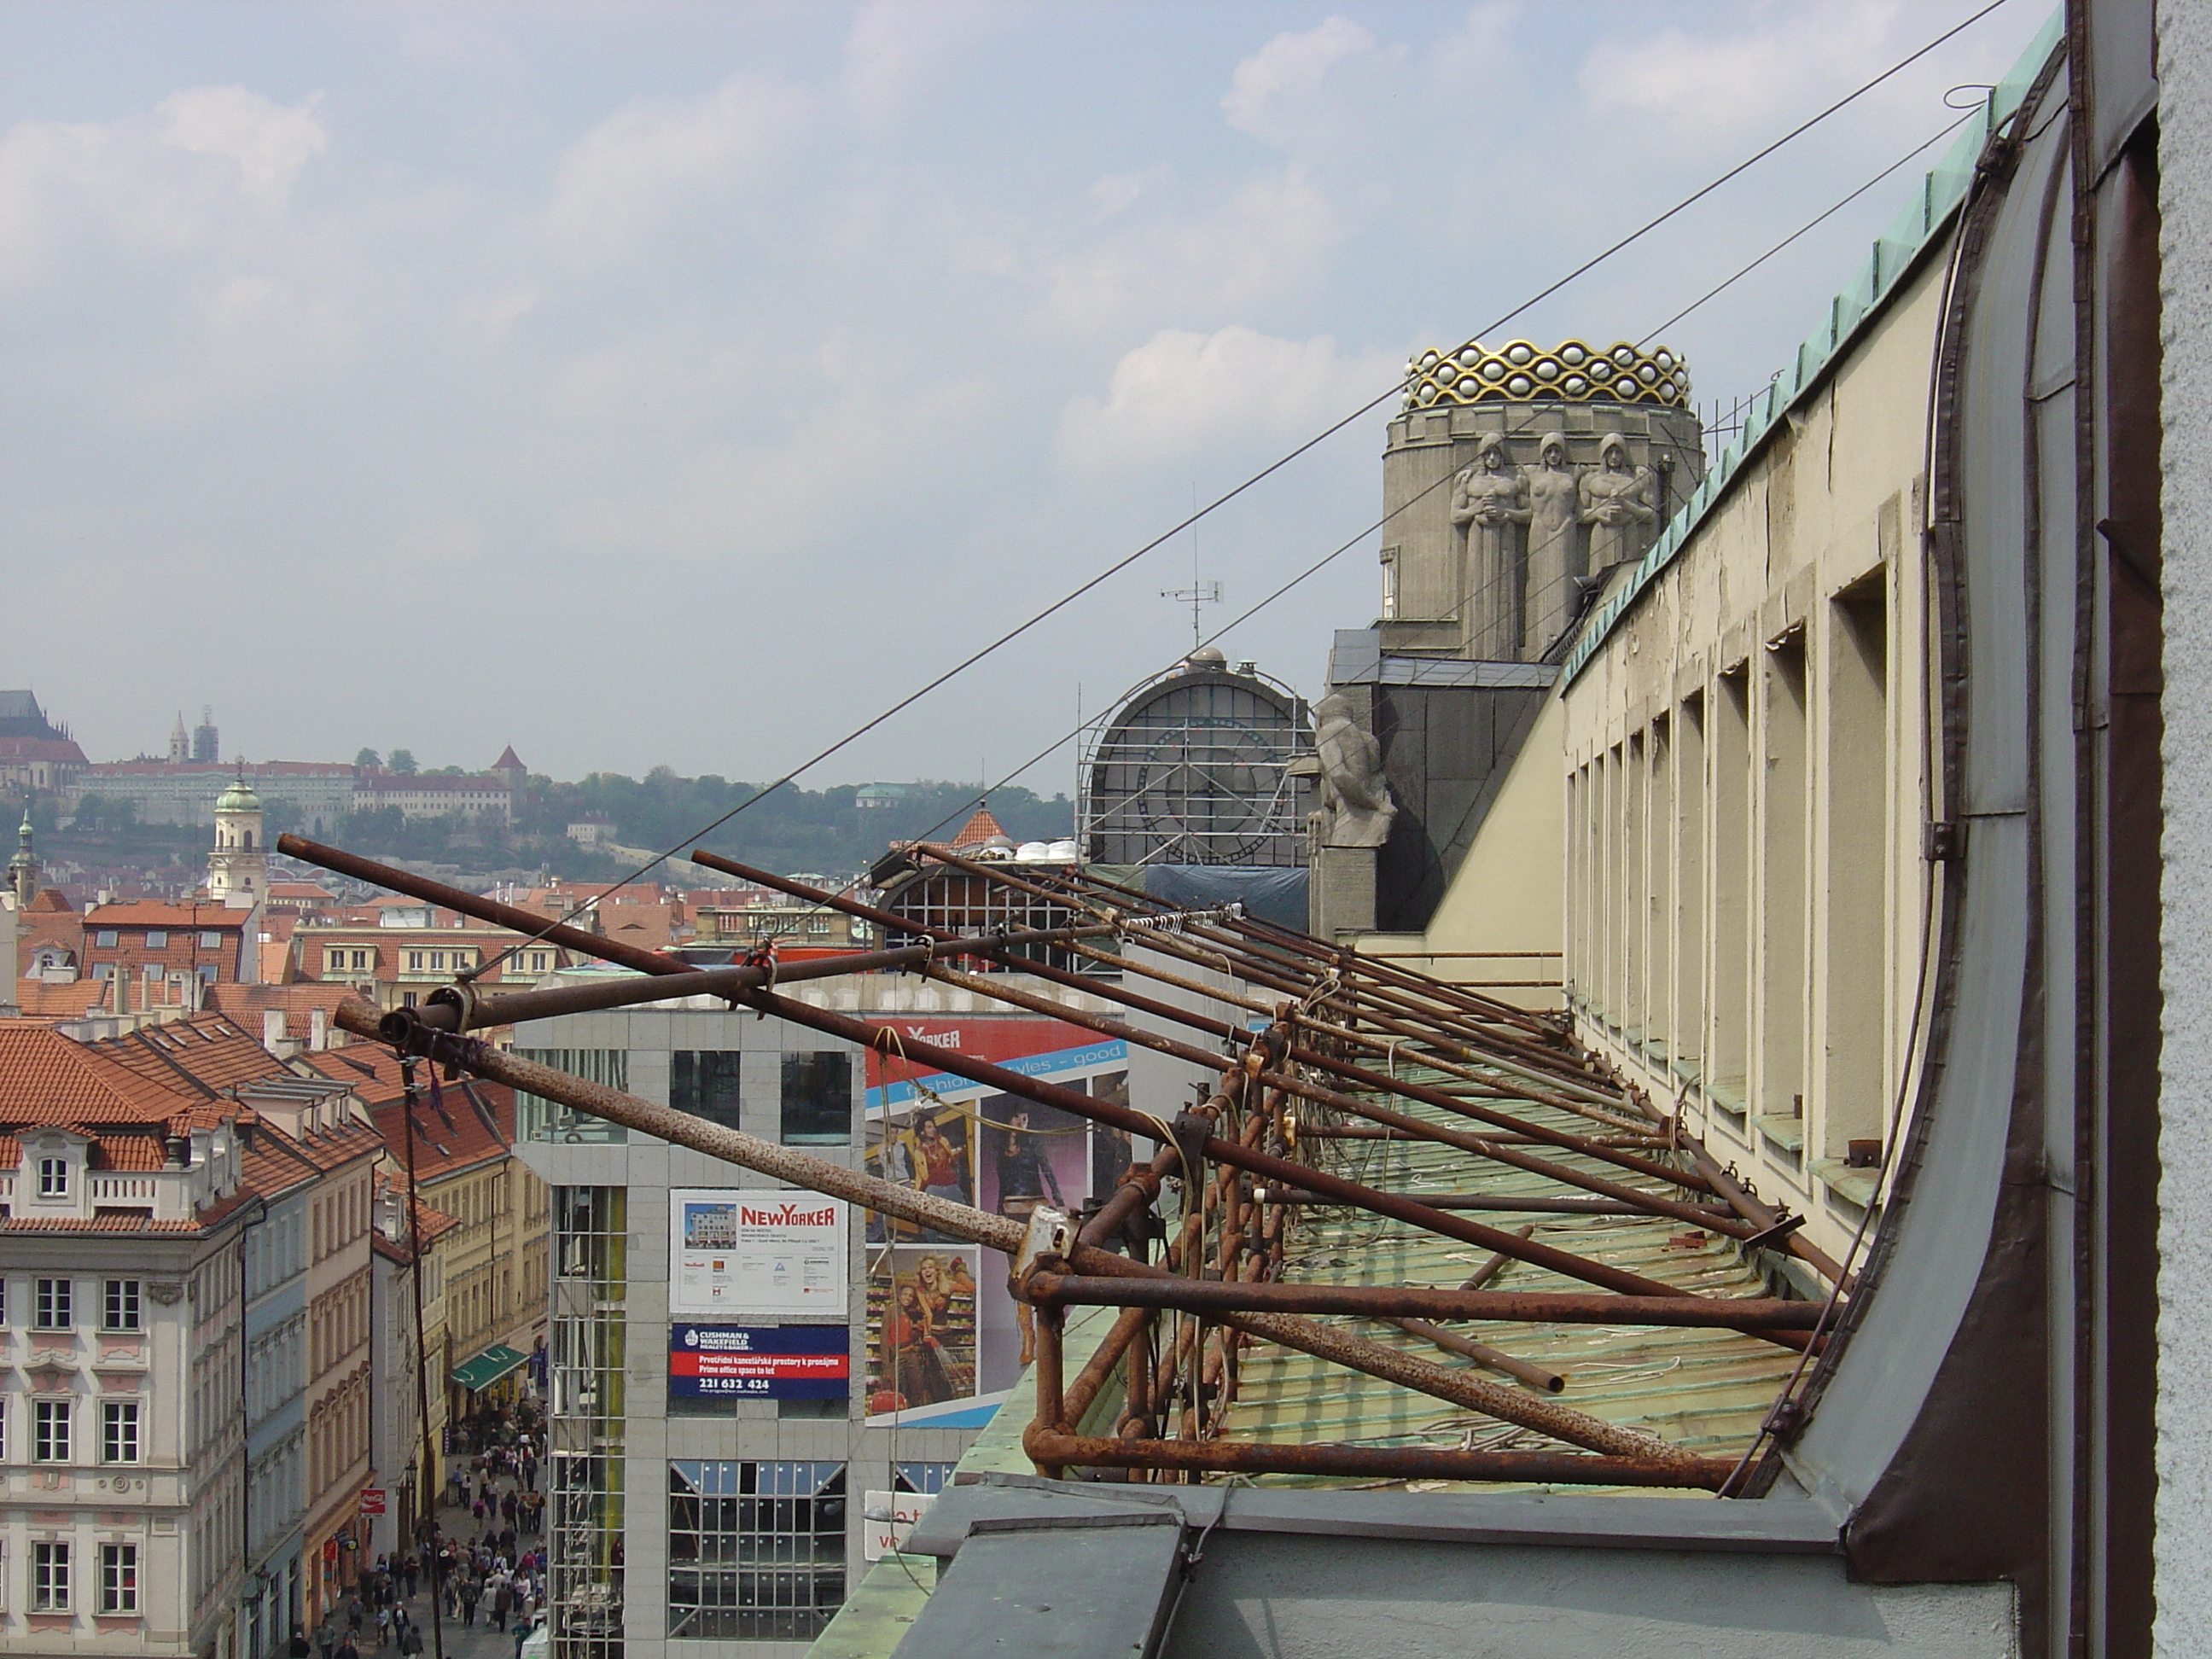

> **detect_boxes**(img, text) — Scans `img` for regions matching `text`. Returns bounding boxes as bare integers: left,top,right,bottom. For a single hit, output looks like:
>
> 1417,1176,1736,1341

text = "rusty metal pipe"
1256,1187,1727,1219
1372,1317,1567,1394
720,980,1801,1332
1019,1272,1825,1330
1019,1427,1733,1491
344,998,1709,1457
410,922,1120,1033
278,833,694,976
1062,1306,1155,1429
689,853,1685,1187
1462,1227,1536,1292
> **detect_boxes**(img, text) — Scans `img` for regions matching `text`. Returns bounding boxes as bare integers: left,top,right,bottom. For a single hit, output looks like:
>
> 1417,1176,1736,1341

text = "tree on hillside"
388,749,417,775
355,748,381,769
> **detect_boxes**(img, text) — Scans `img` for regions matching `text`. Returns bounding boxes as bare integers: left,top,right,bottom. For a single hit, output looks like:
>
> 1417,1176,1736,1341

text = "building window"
143,930,168,948
102,1279,141,1332
667,1461,847,1642
34,1399,70,1462
196,965,217,986
406,952,423,972
35,1278,72,1328
781,1052,852,1145
37,1158,68,1198
94,929,117,948
99,1543,137,1614
32,1541,68,1610
102,1400,140,1464
516,1050,629,1144
199,931,223,948
671,1051,743,1132
327,952,350,976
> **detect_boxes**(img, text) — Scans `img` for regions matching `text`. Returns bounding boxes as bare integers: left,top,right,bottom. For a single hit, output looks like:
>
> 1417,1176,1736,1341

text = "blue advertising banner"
668,1324,850,1400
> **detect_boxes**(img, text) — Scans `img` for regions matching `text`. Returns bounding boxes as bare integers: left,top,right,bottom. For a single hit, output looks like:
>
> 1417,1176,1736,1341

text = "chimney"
310,1006,328,1051
263,1009,285,1050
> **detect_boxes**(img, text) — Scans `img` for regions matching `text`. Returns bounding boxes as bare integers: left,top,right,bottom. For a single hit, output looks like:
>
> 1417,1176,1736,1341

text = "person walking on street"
512,1617,533,1659
458,1578,480,1628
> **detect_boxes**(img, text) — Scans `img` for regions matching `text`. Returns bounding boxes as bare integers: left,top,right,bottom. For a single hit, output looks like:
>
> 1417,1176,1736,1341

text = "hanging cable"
464,1,2020,979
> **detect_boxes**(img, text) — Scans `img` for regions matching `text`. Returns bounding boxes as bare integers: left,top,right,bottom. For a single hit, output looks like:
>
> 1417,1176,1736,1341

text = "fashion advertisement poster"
859,1012,1134,1425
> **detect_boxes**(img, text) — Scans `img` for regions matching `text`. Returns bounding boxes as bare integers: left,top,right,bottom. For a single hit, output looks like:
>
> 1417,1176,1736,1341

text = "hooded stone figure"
1309,693,1395,848
1580,431,1656,576
1522,432,1581,659
1450,432,1530,657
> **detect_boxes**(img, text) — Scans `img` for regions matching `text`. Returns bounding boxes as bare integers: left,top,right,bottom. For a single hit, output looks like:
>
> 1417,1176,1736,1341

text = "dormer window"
37,1157,67,1199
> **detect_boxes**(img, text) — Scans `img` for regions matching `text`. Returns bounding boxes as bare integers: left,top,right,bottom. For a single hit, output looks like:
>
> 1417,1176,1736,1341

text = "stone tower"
168,713,189,765
1378,339,1705,661
207,772,266,910
9,808,36,908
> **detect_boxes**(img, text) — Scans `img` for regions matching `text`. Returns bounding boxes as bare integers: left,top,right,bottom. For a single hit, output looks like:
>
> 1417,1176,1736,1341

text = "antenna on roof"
1160,483,1220,651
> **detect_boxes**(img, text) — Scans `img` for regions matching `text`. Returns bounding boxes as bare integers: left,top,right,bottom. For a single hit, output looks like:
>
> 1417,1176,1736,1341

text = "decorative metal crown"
1401,339,1690,410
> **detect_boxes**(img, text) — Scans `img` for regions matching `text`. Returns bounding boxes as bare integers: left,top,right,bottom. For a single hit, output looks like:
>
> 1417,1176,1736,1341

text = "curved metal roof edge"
1558,9,2064,690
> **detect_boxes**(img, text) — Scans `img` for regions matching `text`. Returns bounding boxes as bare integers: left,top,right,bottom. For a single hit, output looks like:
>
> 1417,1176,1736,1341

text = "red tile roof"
370,1079,510,1181
0,1021,207,1126
83,902,248,929
14,981,107,1020
25,889,73,914
88,1015,285,1097
952,807,1008,847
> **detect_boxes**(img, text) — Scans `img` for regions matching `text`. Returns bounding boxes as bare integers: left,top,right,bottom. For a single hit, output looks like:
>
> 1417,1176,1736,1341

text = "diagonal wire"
468,1,2018,975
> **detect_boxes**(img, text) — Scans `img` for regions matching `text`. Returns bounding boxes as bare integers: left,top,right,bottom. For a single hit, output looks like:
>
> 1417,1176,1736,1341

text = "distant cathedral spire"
169,711,189,765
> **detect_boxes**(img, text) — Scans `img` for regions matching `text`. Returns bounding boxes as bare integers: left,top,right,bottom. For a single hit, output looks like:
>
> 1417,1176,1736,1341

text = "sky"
0,0,2053,794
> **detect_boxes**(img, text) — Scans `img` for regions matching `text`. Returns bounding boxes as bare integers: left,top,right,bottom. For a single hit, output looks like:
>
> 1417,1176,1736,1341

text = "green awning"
449,1344,528,1393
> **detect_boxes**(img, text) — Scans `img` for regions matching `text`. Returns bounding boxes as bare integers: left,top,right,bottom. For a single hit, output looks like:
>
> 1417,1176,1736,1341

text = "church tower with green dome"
207,770,266,909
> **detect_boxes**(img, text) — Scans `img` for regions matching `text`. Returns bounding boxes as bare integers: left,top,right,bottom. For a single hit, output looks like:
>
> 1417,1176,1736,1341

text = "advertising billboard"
669,1188,847,1318
861,1016,1138,1427
668,1324,851,1400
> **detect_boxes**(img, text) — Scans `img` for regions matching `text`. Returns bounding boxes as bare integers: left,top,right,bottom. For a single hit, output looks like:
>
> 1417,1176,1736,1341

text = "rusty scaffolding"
282,831,1842,1503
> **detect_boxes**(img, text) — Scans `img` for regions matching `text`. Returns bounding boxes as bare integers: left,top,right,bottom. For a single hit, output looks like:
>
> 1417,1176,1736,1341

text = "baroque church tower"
207,772,266,909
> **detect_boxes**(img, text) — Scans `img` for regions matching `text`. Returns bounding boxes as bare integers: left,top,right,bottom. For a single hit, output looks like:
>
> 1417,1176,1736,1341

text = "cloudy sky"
1,0,2051,793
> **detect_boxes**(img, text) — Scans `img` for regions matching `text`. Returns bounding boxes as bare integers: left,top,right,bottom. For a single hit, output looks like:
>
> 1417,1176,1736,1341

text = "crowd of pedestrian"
306,1405,550,1659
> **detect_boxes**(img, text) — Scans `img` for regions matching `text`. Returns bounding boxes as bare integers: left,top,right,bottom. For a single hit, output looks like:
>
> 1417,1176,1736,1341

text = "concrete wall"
1551,256,1944,1266
2157,3,2212,1650
1404,690,1567,971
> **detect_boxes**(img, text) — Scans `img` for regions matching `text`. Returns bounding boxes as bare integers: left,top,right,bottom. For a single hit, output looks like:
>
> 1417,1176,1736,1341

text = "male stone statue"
1309,692,1395,848
1522,432,1581,659
1580,431,1656,577
1449,433,1529,656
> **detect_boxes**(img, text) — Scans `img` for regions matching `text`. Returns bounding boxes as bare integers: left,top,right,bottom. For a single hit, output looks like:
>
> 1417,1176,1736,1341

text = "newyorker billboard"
668,1188,848,1319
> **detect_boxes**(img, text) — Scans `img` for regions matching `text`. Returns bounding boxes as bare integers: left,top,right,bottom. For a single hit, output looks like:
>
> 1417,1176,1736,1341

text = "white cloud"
545,73,812,257
1046,166,1339,331
0,88,325,298
156,86,327,202
841,0,1010,125
1222,16,1377,140
1579,2,1902,142
1057,324,1392,470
